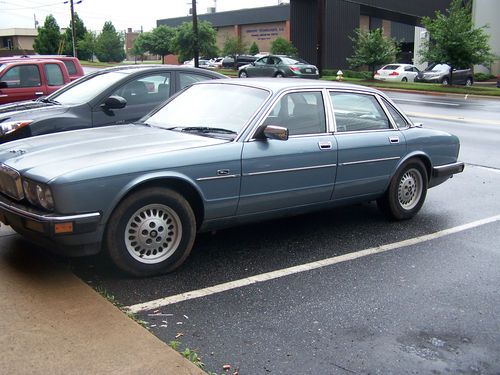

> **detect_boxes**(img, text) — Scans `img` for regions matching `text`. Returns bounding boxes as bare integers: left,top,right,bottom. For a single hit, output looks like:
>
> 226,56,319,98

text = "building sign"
245,26,285,41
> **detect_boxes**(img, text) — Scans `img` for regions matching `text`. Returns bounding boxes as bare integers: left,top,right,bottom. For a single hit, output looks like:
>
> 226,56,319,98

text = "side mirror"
0,82,8,89
257,125,289,141
101,95,127,110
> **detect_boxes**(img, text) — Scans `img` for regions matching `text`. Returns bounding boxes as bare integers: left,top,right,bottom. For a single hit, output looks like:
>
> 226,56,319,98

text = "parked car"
0,79,464,277
238,55,319,79
0,55,84,81
222,55,257,69
374,63,420,82
0,65,226,143
0,59,71,105
414,63,473,85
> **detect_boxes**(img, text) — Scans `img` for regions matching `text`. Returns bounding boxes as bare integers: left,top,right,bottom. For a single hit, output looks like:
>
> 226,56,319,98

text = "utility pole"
191,0,199,68
70,0,77,58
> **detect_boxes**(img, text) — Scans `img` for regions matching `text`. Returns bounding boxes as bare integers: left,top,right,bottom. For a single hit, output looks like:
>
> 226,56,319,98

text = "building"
472,0,499,75
0,28,37,56
158,4,290,54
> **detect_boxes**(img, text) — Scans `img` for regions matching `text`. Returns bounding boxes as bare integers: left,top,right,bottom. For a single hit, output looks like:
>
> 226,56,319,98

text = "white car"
374,64,420,82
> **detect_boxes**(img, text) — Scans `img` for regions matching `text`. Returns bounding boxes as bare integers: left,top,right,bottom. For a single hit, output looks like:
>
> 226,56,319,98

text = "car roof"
0,58,64,65
195,77,385,96
91,64,227,78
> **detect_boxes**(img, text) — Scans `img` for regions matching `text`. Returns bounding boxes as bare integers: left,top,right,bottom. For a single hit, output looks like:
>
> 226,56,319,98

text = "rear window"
45,63,64,86
63,60,77,75
383,65,399,70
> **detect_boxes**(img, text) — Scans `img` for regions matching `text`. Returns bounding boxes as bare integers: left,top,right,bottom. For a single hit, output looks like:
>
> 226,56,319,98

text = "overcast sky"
1,0,289,32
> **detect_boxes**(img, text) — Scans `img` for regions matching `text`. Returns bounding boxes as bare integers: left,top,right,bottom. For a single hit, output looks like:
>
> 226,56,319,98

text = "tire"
402,77,408,82
239,70,248,78
441,77,449,85
105,188,196,277
465,77,473,86
275,72,284,78
377,159,428,220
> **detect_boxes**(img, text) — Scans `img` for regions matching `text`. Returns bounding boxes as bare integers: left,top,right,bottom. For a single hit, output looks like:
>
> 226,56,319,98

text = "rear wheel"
106,188,196,277
239,70,248,78
441,77,449,85
401,77,408,82
275,72,284,78
465,77,473,86
377,159,428,220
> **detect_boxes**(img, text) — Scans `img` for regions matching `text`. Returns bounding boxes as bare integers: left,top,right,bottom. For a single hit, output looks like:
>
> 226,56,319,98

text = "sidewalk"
0,226,205,375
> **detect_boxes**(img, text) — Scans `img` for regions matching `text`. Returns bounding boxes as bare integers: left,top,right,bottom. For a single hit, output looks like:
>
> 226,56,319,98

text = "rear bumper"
432,161,465,178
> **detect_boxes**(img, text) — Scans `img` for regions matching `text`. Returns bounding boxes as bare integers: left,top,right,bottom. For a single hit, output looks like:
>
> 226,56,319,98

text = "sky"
1,0,289,33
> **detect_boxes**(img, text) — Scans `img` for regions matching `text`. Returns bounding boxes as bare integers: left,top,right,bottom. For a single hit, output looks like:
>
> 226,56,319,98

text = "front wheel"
465,77,473,86
377,159,428,220
239,70,248,78
105,188,196,277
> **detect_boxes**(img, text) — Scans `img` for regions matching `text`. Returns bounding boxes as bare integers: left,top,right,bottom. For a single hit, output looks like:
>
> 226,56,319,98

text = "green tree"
173,21,218,63
130,32,150,62
347,28,399,77
419,0,493,84
249,41,260,55
146,25,176,63
33,15,61,54
222,35,248,68
63,13,87,57
95,21,125,63
270,37,298,56
77,31,96,61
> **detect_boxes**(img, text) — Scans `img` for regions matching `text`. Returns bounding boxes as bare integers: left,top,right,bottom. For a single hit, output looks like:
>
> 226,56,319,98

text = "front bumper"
0,194,103,256
432,161,465,178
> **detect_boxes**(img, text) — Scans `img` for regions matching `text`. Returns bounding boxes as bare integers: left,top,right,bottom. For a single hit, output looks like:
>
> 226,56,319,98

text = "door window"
63,60,77,75
178,72,211,90
1,65,41,88
45,63,64,86
263,91,326,136
382,99,408,129
330,92,390,132
113,73,171,105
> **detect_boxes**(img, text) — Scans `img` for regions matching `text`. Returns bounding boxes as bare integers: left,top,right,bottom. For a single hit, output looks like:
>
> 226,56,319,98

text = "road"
3,89,500,374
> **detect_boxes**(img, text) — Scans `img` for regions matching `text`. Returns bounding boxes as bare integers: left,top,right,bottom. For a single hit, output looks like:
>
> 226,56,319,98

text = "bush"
474,72,495,81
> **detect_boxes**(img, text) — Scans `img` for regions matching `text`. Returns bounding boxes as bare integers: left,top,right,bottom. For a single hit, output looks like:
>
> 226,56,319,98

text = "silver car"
0,79,464,276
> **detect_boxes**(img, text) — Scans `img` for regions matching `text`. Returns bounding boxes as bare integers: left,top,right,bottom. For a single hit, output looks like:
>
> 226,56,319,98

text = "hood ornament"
8,149,27,155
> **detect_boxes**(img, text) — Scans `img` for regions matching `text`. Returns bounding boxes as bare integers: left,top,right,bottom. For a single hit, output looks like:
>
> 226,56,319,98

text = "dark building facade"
291,0,452,71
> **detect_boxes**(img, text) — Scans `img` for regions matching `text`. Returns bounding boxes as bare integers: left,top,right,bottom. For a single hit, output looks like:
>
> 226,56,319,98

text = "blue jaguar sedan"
0,79,464,276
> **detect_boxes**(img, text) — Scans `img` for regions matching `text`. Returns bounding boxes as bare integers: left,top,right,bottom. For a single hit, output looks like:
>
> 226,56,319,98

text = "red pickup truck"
0,59,71,105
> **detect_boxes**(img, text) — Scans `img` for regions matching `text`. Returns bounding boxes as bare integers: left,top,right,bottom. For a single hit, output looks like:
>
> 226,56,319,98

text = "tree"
95,21,125,63
33,15,61,54
173,21,218,63
146,26,176,63
249,41,260,56
63,13,87,57
222,35,248,68
347,28,399,77
131,32,150,62
270,37,298,56
77,31,96,61
419,0,493,84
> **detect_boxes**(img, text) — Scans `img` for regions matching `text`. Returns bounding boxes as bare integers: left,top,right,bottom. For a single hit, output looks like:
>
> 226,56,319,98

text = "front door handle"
318,141,332,150
35,92,44,96
389,136,399,144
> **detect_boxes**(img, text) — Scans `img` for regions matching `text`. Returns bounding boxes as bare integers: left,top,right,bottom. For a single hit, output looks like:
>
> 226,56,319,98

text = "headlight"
22,179,54,210
0,120,33,135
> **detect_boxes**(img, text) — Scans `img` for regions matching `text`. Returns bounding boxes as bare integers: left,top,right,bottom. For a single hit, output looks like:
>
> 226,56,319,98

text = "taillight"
289,66,300,71
389,71,399,76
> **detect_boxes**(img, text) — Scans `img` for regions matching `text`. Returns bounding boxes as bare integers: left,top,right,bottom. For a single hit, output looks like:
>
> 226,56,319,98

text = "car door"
249,57,269,77
92,72,172,126
329,91,406,200
261,56,279,77
0,64,45,104
404,66,419,82
42,62,66,95
238,90,337,215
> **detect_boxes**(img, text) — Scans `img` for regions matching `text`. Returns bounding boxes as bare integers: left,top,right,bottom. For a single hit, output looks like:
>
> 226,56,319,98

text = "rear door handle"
389,136,399,144
35,92,44,96
318,141,332,150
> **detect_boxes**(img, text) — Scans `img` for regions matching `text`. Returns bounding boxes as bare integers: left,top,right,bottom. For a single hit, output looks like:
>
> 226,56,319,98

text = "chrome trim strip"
196,174,240,181
0,199,101,223
340,156,400,166
245,163,337,176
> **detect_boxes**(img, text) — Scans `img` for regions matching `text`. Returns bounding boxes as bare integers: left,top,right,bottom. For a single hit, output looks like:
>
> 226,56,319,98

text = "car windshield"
425,63,450,72
143,83,269,138
281,57,309,65
49,71,126,105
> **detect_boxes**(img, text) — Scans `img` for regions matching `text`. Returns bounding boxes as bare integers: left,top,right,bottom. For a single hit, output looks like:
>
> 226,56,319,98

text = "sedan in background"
0,79,463,277
238,55,319,79
414,63,473,85
0,65,226,143
374,64,420,82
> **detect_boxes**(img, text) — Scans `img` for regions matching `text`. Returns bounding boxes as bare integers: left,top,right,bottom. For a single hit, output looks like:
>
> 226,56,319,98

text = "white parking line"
126,214,500,314
394,98,460,106
406,111,500,126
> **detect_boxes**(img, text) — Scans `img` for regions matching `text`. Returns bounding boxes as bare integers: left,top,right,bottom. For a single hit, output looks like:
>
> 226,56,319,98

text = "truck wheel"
106,188,196,277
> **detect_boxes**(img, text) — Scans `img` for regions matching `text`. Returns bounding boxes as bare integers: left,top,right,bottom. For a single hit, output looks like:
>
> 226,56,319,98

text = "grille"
0,164,24,200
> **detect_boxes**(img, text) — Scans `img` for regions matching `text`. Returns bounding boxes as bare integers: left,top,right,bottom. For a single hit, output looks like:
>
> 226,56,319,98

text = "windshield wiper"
167,126,236,135
37,97,60,105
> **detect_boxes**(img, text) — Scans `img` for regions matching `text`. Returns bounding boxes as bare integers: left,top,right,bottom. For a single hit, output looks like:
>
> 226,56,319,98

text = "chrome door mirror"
263,125,289,141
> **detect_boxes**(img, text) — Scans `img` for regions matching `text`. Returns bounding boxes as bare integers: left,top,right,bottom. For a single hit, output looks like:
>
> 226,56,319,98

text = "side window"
1,65,41,88
179,73,211,90
45,63,64,86
114,73,170,105
63,60,77,75
330,92,390,132
263,91,326,136
382,99,408,129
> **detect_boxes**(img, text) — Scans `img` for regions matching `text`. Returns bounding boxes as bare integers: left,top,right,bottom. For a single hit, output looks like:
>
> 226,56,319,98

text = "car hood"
0,100,69,121
0,124,228,182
